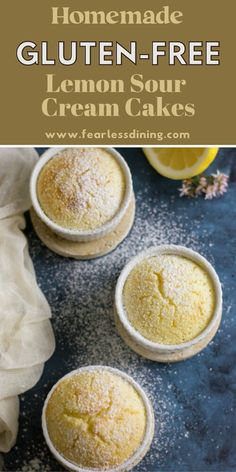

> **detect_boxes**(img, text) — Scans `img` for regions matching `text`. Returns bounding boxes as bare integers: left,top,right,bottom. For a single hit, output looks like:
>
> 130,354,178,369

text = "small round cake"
123,254,215,345
45,369,149,470
37,148,125,231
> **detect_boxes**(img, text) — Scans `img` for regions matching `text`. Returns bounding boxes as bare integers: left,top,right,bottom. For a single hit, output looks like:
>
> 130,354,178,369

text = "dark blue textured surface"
4,149,236,472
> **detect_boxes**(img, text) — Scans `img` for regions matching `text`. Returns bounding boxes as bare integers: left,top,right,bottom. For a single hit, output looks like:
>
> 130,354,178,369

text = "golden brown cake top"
46,370,146,470
124,254,215,345
37,148,125,231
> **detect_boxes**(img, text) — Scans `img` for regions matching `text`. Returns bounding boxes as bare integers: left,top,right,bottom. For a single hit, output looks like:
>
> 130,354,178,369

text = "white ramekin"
42,366,155,472
30,148,133,242
114,245,223,363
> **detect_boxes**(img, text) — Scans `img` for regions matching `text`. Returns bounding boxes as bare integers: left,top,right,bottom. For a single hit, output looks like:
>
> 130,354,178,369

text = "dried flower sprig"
179,170,229,199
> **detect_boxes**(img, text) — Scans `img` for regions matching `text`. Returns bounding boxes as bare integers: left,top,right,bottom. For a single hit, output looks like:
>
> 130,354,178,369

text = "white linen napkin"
0,148,55,453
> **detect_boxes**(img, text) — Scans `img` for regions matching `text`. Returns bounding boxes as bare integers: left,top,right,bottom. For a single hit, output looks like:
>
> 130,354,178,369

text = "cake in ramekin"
30,148,133,242
115,246,222,362
42,366,154,471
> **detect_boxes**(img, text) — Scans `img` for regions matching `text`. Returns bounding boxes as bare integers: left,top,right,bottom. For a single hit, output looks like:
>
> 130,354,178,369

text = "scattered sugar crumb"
20,457,51,472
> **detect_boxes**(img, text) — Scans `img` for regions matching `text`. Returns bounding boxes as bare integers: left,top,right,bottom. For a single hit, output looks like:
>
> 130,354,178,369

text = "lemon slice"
143,148,218,180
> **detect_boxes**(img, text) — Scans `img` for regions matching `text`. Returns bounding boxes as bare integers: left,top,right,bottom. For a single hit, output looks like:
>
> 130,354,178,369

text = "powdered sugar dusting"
37,148,125,231
9,184,213,472
21,456,51,472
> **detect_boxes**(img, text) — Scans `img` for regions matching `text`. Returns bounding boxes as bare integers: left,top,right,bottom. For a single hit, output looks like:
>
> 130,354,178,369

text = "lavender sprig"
179,170,229,199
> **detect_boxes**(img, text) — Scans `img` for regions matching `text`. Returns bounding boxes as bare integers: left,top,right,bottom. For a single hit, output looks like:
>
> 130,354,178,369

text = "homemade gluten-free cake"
44,368,151,470
123,254,215,345
37,148,125,231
